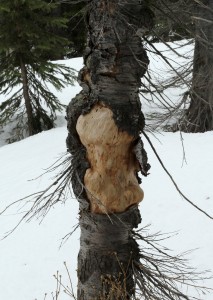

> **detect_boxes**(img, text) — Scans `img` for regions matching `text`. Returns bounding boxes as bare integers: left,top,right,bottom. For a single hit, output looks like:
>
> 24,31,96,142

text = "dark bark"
78,206,141,300
20,58,35,136
180,0,213,132
20,59,53,136
66,0,153,299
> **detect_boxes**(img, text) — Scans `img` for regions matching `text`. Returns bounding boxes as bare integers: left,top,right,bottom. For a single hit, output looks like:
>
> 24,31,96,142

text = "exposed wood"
76,103,144,213
66,0,153,298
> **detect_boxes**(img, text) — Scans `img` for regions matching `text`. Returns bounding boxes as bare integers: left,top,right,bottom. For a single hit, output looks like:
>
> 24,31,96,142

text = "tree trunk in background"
180,0,213,132
66,1,152,299
20,58,35,136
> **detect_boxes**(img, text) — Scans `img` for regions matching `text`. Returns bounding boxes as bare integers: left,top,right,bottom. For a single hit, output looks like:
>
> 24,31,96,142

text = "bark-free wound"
76,103,144,213
66,0,153,298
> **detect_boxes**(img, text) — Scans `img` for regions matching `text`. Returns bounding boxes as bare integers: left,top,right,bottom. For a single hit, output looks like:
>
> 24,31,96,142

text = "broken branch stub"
76,103,144,213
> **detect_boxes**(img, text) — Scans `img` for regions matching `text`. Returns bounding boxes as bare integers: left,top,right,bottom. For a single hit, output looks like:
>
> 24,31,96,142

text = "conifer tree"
63,1,86,58
0,0,75,141
47,1,87,58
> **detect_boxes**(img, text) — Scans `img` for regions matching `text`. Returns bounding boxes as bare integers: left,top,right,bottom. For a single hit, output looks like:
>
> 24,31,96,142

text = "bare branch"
142,131,213,220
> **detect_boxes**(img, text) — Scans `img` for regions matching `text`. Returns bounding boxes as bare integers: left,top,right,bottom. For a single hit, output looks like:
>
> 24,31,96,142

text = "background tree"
177,0,213,132
44,0,87,58
150,0,195,42
0,0,75,141
139,0,213,133
62,1,87,58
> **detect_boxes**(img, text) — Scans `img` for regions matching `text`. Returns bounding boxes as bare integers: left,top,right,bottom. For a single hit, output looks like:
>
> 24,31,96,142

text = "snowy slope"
0,58,83,147
0,52,213,299
0,129,80,300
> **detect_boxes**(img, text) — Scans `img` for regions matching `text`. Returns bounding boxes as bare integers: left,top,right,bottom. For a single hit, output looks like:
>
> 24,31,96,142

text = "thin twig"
142,131,213,220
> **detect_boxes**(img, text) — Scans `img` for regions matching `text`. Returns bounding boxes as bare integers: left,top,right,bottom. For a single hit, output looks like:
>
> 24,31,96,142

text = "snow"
0,48,213,299
0,128,79,300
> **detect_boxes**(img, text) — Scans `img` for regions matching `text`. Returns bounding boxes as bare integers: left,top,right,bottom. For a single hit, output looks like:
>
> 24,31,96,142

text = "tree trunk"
180,0,213,132
66,1,152,299
20,58,35,136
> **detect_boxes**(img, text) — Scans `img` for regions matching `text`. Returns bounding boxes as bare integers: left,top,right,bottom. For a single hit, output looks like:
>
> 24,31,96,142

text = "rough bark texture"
78,206,141,300
66,0,152,299
180,0,213,132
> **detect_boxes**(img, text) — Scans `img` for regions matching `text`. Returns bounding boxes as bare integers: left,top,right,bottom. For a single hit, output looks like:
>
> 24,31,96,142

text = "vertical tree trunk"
181,0,213,132
20,58,35,136
66,1,152,299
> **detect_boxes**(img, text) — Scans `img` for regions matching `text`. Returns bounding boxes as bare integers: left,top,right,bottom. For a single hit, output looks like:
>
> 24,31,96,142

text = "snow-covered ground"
0,47,213,300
